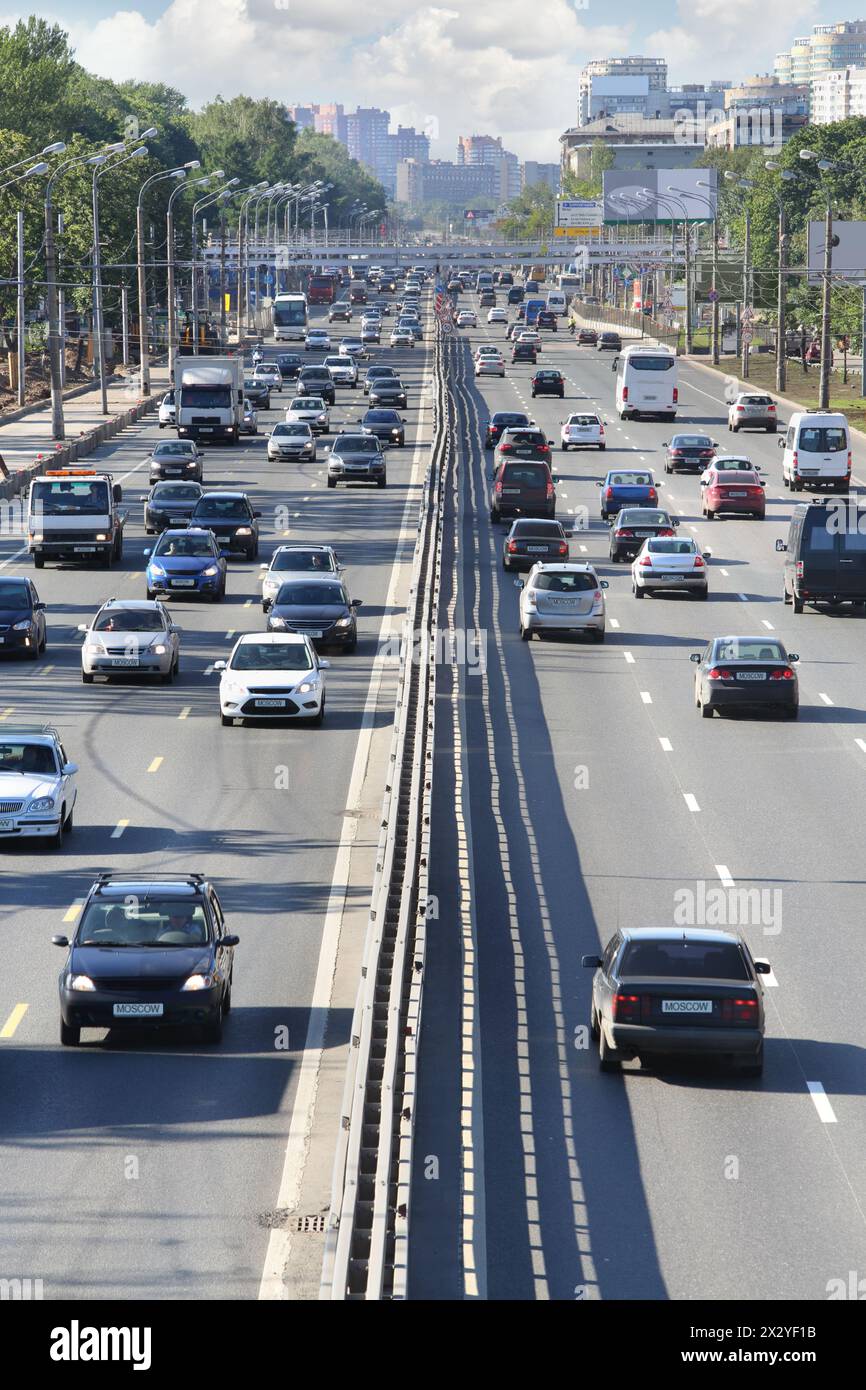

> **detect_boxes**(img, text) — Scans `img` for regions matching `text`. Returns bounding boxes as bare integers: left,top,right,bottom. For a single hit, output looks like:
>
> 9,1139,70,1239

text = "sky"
2,0,850,159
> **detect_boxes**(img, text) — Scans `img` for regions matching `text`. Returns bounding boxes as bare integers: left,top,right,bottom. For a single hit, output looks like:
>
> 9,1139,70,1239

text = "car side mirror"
581,954,602,969
77,623,88,633
214,660,227,671
169,625,180,635
319,659,331,670
62,762,78,775
259,563,268,570
702,550,712,560
514,579,524,589
775,539,787,552
113,485,123,503
143,547,153,558
34,601,46,611
689,653,702,663
788,653,799,663
712,441,719,447
51,935,69,948
253,510,262,518
220,935,240,949
351,599,362,607
753,958,771,975
266,432,272,438
138,494,148,503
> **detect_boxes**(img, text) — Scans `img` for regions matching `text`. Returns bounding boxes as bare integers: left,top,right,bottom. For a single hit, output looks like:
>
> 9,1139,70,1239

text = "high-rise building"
396,158,497,210
457,135,521,201
522,161,560,193
774,21,866,86
578,57,668,125
287,105,316,131
812,65,866,122
346,107,392,175
314,103,347,143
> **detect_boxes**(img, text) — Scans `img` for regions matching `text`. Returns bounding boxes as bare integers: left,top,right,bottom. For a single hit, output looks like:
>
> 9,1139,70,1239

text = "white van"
546,290,567,317
615,345,678,421
780,410,851,492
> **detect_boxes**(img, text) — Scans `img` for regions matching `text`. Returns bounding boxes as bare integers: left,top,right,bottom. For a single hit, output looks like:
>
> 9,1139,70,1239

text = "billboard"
556,198,603,229
693,252,775,309
603,169,718,224
808,220,866,286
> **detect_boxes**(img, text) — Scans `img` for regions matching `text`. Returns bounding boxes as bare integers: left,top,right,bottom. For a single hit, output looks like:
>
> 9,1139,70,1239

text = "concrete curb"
0,391,160,502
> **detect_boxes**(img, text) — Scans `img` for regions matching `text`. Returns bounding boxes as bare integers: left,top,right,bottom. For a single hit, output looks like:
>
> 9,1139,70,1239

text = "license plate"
657,574,682,581
527,546,547,553
636,530,652,537
305,629,324,639
216,536,232,543
549,599,577,608
0,819,13,830
737,672,767,681
199,428,213,433
643,395,657,401
255,698,287,708
662,1000,712,1014
503,487,520,494
170,578,196,587
728,491,747,497
74,546,96,553
169,518,187,525
110,658,139,667
113,1002,164,1018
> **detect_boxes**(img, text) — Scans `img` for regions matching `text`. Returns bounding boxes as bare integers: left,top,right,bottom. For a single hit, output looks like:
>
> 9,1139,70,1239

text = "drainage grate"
296,1213,327,1234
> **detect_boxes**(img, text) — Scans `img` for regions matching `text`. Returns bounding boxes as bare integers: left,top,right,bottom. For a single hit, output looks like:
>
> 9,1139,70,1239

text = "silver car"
516,562,608,642
632,537,711,599
79,599,180,683
728,392,778,433
285,396,330,433
0,725,78,847
260,544,344,610
267,422,316,461
240,398,258,435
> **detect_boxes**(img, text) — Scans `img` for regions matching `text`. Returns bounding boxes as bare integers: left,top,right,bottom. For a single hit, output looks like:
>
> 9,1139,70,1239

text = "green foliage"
498,183,555,239
189,95,296,189
0,19,76,145
291,129,387,225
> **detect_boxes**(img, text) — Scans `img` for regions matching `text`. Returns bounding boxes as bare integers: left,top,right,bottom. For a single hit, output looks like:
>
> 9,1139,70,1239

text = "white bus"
615,344,678,421
273,292,308,342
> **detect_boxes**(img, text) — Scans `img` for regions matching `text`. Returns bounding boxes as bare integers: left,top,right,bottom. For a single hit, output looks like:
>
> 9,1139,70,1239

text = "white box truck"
176,356,243,443
28,468,125,568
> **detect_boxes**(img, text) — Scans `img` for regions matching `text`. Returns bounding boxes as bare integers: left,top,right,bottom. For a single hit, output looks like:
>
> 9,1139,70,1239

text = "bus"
615,345,678,421
273,293,308,342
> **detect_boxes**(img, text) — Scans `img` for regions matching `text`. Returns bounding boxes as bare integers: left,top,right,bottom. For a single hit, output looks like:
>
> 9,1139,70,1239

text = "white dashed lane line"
819,693,834,706
683,793,701,813
659,737,673,752
640,691,652,704
807,1082,838,1125
715,864,735,887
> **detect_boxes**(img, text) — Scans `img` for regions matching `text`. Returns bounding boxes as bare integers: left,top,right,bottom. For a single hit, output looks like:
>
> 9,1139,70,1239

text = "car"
505,321,523,341
267,422,317,462
340,336,368,360
267,575,361,652
323,354,358,388
215,632,328,727
53,872,238,1045
398,318,423,341
390,328,414,348
576,328,598,345
476,353,506,378
517,330,542,353
0,576,47,659
700,462,765,520
371,297,391,317
189,491,261,559
147,440,203,485
490,457,556,523
609,508,679,562
487,307,508,324
361,324,380,346
582,927,770,1075
240,399,258,435
285,396,330,433
329,301,352,322
243,377,271,409
663,434,717,474
777,497,866,613
158,390,176,427
507,286,525,304
484,412,532,449
597,331,622,351
144,528,227,602
561,412,605,451
327,433,387,488
357,408,406,446
598,470,660,520
632,536,710,598
368,377,407,409
498,272,514,287
141,481,203,535
364,365,398,396
297,367,335,405
512,344,537,364
728,392,778,433
494,426,553,469
502,518,570,571
531,370,564,398
304,328,331,352
79,598,180,684
781,410,850,492
275,352,303,381
516,562,608,642
447,280,462,293
252,362,283,392
0,723,77,847
479,290,496,308
260,545,343,610
474,344,500,360
690,636,799,720
536,309,558,332
455,310,477,328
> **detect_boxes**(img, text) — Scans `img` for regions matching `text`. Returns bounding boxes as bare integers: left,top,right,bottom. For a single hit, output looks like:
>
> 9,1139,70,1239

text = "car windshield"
31,480,110,515
714,639,785,662
291,399,324,410
154,443,194,457
620,510,667,526
503,464,548,484
275,582,345,606
368,368,396,378
628,356,673,372
798,426,847,453
673,436,712,448
152,484,200,501
154,535,215,558
714,458,752,471
493,414,529,427
274,424,311,436
506,431,545,445
532,572,597,592
94,608,163,632
647,539,695,554
568,416,600,426
365,411,399,423
272,550,334,572
0,741,56,774
741,396,772,405
620,939,749,980
193,498,249,519
336,436,380,453
536,372,560,380
0,580,30,607
78,900,209,947
231,641,313,672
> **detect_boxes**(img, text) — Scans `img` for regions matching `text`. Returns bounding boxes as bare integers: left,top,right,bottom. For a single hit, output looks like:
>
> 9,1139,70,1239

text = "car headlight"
269,617,287,628
223,682,244,700
12,620,32,631
86,639,105,653
335,616,353,628
296,678,319,693
186,461,198,469
151,642,168,655
202,565,219,577
30,531,43,542
148,563,166,577
181,973,214,992
29,795,56,812
68,973,96,992
235,527,252,536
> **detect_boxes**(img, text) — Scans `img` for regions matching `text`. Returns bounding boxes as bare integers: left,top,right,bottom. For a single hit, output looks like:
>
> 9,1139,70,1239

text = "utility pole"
92,172,108,413
121,284,129,367
16,210,25,407
219,203,227,349
741,206,751,380
43,197,65,439
711,217,719,366
819,196,833,409
136,199,149,393
167,198,177,381
776,202,787,394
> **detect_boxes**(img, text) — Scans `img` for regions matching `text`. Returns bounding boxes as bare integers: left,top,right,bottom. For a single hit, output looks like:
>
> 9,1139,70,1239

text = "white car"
561,413,605,451
516,562,608,642
285,396,330,433
0,724,78,847
323,355,358,388
456,310,477,328
216,632,329,726
340,337,368,360
390,329,415,348
252,362,283,392
475,353,505,378
518,330,542,352
158,391,176,427
487,308,508,324
305,328,331,352
631,536,710,599
474,345,500,361
260,544,343,610
267,422,316,462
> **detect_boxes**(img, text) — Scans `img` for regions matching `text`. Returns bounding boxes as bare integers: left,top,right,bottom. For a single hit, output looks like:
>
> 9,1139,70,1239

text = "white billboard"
808,220,866,286
603,169,718,223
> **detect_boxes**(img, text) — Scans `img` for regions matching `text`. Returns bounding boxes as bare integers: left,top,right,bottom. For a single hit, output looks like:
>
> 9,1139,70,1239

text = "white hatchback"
285,396,330,433
561,412,605,451
215,632,329,727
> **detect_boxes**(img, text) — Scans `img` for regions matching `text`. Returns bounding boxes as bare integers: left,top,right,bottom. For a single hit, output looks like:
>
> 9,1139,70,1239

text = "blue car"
599,469,662,520
144,528,227,602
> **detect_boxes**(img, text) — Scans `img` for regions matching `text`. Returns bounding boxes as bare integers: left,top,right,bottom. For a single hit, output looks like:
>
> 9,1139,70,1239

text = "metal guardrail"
320,328,448,1301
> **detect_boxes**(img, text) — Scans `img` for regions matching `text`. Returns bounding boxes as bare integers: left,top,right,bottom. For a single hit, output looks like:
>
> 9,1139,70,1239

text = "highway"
409,306,866,1300
0,303,431,1299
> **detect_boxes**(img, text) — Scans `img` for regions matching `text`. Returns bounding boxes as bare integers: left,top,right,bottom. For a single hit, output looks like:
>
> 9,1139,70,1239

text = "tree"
291,129,387,226
190,95,296,190
498,184,555,239
0,19,76,146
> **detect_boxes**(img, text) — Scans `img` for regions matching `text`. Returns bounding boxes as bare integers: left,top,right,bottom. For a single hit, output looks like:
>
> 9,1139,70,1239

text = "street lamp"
166,172,213,379
0,142,65,182
190,179,239,350
93,143,148,414
671,183,719,362
798,148,841,408
237,182,269,335
0,162,49,194
723,171,754,379
136,164,193,392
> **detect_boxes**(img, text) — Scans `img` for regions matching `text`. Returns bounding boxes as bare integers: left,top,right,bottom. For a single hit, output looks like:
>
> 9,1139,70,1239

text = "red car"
700,461,765,520
577,329,598,345
536,310,558,331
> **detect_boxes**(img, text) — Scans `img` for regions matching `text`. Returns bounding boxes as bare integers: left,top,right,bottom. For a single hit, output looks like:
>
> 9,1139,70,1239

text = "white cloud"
648,0,817,83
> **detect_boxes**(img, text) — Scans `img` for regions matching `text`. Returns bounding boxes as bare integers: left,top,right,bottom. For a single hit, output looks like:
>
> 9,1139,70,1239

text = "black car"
664,434,718,474
531,370,565,399
53,872,238,1045
583,927,770,1076
297,367,335,406
484,411,532,449
267,577,361,651
364,365,398,395
598,332,622,351
502,519,569,571
329,301,353,322
243,377,271,409
0,576,47,658
189,491,261,559
498,272,514,287
479,290,496,307
276,353,303,381
577,328,598,345
536,310,558,331
609,508,679,561
368,379,407,409
690,635,799,719
141,480,204,535
358,408,406,446
507,286,525,304
327,433,387,488
512,344,537,364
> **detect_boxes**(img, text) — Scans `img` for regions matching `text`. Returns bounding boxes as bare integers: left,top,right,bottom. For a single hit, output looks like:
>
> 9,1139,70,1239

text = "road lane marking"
244,599,252,608
738,592,749,601
225,630,235,640
0,1003,27,1038
659,737,673,752
683,793,700,813
178,706,191,719
716,865,735,887
720,568,729,576
204,664,214,676
856,739,866,755
761,620,774,630
0,707,13,721
624,651,635,664
640,691,652,704
762,968,779,988
111,819,129,839
609,617,620,629
63,901,83,924
147,757,163,773
819,693,834,706
807,1082,837,1124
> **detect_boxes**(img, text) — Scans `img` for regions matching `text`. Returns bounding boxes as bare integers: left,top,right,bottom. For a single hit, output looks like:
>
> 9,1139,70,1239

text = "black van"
776,499,866,612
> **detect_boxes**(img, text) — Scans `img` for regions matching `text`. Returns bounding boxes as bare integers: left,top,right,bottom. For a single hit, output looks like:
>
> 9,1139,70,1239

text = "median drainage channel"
320,331,449,1300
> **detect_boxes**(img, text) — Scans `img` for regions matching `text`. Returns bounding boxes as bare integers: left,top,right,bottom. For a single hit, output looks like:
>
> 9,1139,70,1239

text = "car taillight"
747,487,764,496
848,451,853,472
672,387,678,404
618,528,634,538
659,527,674,537
694,556,705,567
507,540,518,552
612,992,641,1023
736,405,745,412
500,443,512,453
639,555,653,567
670,450,683,458
768,403,776,412
558,542,568,555
541,445,551,456
770,668,795,680
648,488,657,500
606,487,613,498
622,386,628,401
792,451,798,470
599,424,605,435
708,667,733,680
495,481,503,494
796,560,804,578
701,450,713,457
593,590,603,603
721,998,758,1024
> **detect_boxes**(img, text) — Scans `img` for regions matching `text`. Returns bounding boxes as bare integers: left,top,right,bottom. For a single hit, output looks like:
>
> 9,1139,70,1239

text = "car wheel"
309,695,326,726
633,584,644,598
590,1003,600,1041
598,1028,621,1073
785,705,799,721
60,1020,80,1047
731,424,739,433
33,554,44,569
377,478,387,488
766,425,776,434
47,818,63,850
561,442,569,452
696,587,709,600
599,444,606,451
201,1002,224,1044
146,588,155,601
220,713,233,726
792,593,804,614
82,672,94,684
592,629,605,643
327,477,337,488
519,623,532,641
62,804,74,834
160,663,175,685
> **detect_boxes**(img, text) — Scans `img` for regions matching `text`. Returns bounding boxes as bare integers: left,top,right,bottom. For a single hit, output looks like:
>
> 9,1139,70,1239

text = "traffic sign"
741,305,754,323
708,290,719,303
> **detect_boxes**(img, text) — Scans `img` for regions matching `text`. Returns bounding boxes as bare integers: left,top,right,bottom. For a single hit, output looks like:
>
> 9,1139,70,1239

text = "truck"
28,468,125,569
176,356,243,444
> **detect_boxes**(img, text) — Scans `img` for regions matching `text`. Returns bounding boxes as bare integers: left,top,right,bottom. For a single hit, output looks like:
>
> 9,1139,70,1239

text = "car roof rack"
0,722,61,740
93,871,206,887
